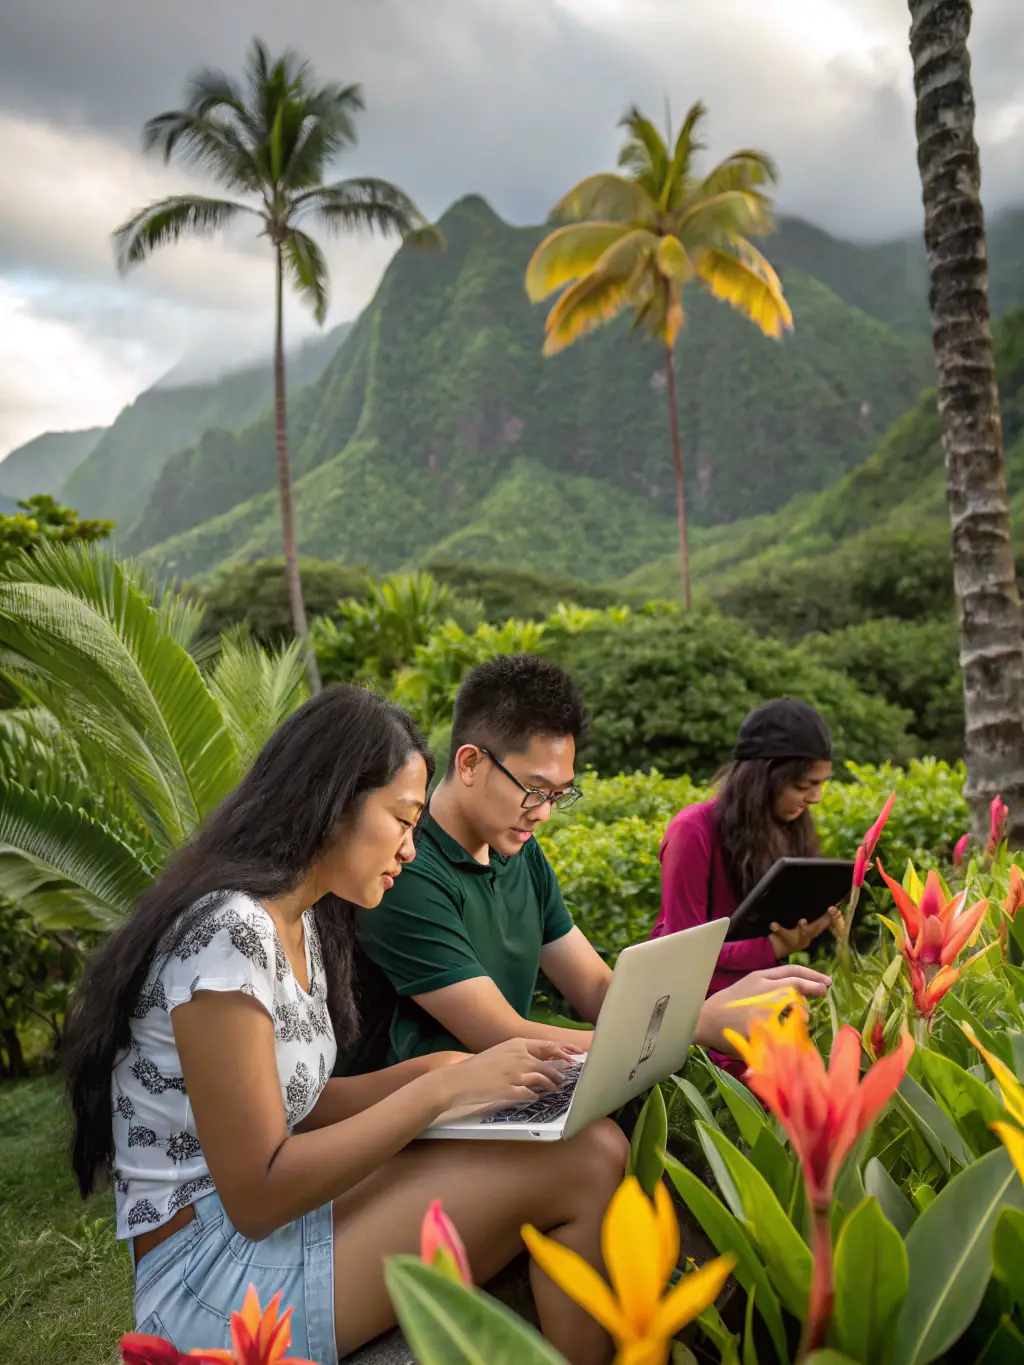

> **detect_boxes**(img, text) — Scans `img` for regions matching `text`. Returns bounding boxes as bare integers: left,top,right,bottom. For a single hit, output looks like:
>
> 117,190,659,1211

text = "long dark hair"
715,758,822,902
63,685,433,1198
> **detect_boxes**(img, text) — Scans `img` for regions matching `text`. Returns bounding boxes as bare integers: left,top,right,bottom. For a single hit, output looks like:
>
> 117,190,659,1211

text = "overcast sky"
0,0,1021,460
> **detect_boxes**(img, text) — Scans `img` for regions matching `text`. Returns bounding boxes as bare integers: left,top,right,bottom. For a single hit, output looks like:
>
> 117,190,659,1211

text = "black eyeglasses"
479,748,583,811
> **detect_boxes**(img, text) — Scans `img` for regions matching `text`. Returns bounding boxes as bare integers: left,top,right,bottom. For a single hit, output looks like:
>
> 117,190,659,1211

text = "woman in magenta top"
652,699,838,1008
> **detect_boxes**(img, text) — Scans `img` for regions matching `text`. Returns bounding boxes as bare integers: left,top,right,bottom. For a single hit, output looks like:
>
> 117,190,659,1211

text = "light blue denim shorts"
131,1190,336,1364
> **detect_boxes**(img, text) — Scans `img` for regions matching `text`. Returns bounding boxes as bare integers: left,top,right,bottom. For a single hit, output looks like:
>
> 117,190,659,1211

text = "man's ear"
454,744,484,787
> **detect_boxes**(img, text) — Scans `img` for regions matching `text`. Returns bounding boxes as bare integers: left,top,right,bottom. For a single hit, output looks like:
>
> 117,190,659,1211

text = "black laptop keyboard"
481,1063,583,1126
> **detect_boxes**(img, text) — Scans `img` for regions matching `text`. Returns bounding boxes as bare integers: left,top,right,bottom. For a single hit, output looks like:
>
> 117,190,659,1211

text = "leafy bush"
553,609,914,778
0,495,113,568
799,617,963,761
0,898,83,1076
425,559,639,623
188,557,369,646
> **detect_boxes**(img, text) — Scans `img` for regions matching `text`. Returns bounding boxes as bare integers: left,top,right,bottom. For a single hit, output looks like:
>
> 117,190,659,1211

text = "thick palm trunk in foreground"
664,342,691,610
273,248,321,695
909,0,1024,841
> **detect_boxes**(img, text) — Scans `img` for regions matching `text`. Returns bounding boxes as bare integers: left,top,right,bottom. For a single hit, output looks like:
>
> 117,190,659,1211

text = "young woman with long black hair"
652,698,840,994
62,686,630,1365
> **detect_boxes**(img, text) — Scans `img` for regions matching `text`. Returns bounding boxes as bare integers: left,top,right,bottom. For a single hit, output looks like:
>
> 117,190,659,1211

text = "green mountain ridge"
61,322,351,534
0,428,106,512
133,194,952,580
626,310,1024,608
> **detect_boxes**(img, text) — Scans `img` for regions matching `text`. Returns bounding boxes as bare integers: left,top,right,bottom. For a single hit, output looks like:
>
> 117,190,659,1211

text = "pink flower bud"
863,792,896,860
953,833,970,869
420,1199,472,1284
990,795,1009,850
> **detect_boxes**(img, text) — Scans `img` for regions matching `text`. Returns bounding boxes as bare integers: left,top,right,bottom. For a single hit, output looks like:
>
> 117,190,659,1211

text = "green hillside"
134,194,937,580
61,323,350,534
626,309,1024,611
0,428,105,509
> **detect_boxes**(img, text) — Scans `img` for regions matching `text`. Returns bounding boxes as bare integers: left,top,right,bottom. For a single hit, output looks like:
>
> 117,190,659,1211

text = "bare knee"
561,1119,629,1192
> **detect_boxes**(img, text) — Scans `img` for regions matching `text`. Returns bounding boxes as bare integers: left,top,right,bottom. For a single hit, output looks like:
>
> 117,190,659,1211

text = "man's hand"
769,909,835,958
694,963,831,1055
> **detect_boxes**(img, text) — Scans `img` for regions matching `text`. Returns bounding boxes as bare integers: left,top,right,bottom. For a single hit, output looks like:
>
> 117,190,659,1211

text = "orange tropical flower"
877,861,988,1020
190,1285,314,1365
523,1176,734,1365
853,792,895,890
723,993,913,1208
420,1199,472,1284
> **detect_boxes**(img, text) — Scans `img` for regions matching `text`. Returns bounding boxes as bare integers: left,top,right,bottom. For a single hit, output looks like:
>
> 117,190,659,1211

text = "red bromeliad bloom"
420,1199,472,1284
723,996,913,1209
852,792,896,890
190,1285,314,1365
877,861,988,1019
988,795,1009,856
121,1336,192,1365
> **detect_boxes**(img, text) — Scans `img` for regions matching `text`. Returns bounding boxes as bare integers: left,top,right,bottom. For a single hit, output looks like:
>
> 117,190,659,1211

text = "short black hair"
448,654,587,768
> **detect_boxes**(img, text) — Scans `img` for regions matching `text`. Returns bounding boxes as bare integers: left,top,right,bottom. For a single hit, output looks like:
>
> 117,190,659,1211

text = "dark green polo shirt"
355,813,575,1062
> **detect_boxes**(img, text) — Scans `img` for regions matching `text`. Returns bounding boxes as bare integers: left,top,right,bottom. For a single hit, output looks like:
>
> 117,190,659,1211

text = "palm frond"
294,178,429,239
208,635,306,772
525,222,634,302
542,231,659,355
694,244,794,338
181,66,257,138
697,149,779,202
113,195,255,274
0,779,156,925
674,189,775,248
617,105,670,199
282,85,365,191
0,544,242,846
141,111,263,192
283,229,329,324
663,100,709,212
548,173,658,227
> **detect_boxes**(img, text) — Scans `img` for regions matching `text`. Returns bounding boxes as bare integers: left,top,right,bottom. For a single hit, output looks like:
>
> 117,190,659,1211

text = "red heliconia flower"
724,997,913,1209
851,792,896,890
953,833,971,870
420,1199,472,1284
877,861,989,1020
870,1018,886,1060
988,795,1009,856
121,1336,191,1365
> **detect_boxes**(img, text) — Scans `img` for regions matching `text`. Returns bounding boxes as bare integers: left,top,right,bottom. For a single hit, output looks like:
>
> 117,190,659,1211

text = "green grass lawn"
0,1076,133,1365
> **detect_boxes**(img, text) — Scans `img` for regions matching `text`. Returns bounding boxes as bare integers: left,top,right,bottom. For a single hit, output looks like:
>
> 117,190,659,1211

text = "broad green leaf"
384,1257,567,1365
992,1206,1024,1306
832,1197,908,1365
894,1073,973,1173
910,1185,936,1215
894,1148,1024,1365
804,1355,863,1364
700,1123,812,1321
629,1084,668,1198
742,1287,759,1365
750,1127,794,1209
916,1050,1005,1158
697,1121,745,1221
864,1159,916,1239
974,1315,1024,1365
707,1057,771,1148
665,1153,788,1365
944,996,1013,1068
694,1299,740,1365
673,1075,722,1133
1010,1034,1024,1082
834,1132,868,1217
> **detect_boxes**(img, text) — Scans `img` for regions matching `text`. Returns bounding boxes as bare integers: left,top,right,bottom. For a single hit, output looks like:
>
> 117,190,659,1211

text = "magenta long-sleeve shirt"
651,799,776,994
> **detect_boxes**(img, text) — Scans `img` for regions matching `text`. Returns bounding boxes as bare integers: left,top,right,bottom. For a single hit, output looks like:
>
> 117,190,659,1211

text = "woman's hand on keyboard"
431,1038,579,1110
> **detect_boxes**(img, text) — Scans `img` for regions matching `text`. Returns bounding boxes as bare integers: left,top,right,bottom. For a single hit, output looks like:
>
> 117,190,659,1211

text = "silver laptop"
419,918,729,1142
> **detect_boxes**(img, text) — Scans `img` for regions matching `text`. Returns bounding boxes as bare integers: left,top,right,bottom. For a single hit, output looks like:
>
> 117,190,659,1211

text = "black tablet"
725,858,856,942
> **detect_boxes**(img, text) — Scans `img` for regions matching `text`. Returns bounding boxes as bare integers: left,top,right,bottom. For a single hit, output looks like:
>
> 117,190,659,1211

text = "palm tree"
525,103,792,608
0,543,307,930
113,39,441,693
907,1,1024,843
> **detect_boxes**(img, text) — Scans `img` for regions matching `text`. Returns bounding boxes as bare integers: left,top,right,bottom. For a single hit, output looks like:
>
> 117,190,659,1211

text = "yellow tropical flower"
523,1176,734,1365
963,1024,1024,1182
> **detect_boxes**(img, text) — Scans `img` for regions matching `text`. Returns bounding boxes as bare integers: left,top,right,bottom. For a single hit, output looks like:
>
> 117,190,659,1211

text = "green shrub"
188,557,369,646
553,610,914,778
425,559,639,623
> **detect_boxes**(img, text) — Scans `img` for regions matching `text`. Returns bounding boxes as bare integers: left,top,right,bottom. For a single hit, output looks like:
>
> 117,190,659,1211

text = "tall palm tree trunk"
273,246,321,695
909,0,1024,843
664,341,691,609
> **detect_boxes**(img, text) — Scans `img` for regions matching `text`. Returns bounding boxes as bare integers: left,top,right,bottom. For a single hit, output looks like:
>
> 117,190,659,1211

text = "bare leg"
331,1118,627,1365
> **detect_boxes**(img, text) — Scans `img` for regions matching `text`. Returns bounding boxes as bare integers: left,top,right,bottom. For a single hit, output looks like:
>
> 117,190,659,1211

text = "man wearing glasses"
354,653,830,1064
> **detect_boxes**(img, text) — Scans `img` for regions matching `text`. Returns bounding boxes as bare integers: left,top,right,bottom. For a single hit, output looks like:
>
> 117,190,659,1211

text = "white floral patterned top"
111,892,336,1239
